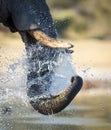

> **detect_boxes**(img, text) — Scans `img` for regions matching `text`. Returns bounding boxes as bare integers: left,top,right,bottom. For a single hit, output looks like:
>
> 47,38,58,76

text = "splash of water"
0,55,28,114
50,52,76,94
0,48,76,114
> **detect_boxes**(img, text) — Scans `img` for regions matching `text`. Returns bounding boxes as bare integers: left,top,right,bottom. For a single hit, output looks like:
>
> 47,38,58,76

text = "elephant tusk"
29,30,74,49
29,76,83,115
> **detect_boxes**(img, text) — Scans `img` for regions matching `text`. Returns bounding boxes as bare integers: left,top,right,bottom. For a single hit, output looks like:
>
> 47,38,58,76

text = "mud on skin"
0,0,83,115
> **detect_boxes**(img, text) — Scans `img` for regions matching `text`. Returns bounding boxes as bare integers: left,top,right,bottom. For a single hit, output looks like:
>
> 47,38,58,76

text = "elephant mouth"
29,76,83,115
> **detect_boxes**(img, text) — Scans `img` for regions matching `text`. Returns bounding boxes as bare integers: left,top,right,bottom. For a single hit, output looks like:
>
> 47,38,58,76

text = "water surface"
0,92,111,130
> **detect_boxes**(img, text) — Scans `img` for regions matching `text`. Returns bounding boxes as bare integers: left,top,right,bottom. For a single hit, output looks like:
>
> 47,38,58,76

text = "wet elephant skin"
0,0,83,115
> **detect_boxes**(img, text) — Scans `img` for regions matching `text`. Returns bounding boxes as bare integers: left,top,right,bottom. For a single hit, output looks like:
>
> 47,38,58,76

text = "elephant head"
0,0,83,115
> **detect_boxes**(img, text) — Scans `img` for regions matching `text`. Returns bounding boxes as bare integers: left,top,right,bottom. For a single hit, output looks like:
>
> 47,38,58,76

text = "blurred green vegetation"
47,0,111,39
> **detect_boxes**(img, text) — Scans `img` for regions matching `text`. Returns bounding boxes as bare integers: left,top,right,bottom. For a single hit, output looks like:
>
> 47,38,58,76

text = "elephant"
0,0,83,115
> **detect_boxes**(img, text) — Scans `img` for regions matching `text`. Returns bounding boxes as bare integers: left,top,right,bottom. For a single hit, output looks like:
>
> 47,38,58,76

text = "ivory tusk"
29,30,74,49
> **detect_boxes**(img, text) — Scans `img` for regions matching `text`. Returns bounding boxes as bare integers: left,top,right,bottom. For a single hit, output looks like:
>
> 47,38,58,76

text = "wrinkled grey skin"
0,0,83,114
0,0,58,96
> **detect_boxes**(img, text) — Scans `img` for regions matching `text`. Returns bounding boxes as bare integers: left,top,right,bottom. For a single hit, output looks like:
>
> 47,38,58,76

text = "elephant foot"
29,76,83,115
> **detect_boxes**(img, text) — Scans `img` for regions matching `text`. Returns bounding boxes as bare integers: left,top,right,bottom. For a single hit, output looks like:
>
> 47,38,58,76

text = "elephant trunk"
30,76,83,115
19,29,83,115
